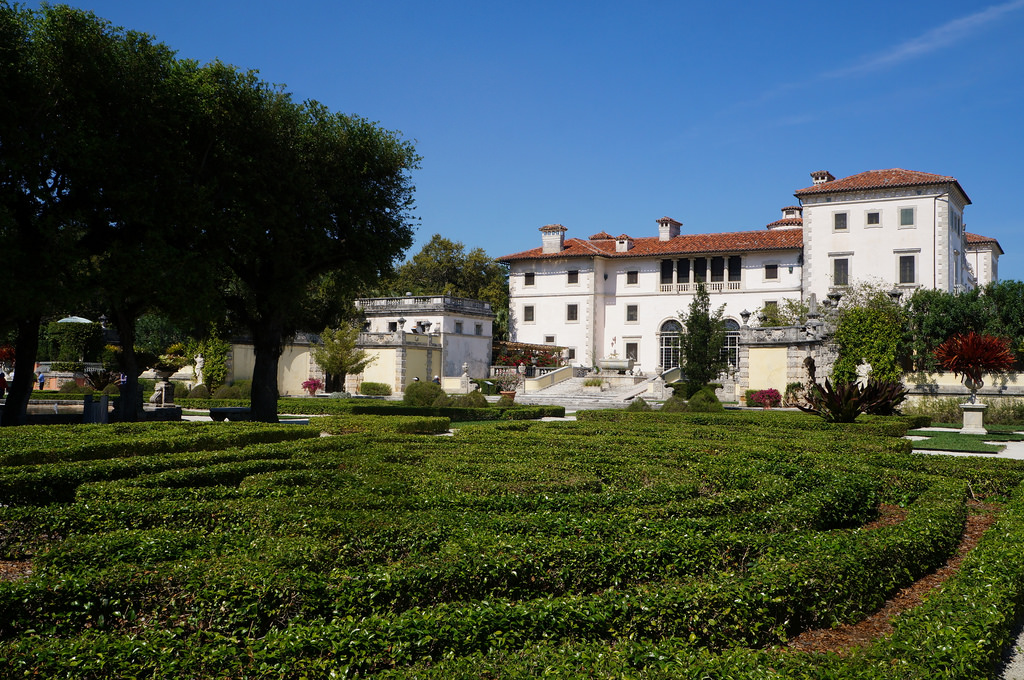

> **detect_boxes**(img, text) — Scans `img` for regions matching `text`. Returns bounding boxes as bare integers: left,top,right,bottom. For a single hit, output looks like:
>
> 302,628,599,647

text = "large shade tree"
383,234,510,339
198,63,419,421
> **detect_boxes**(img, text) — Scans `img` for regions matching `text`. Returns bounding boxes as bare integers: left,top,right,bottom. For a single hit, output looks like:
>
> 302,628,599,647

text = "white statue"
194,354,205,386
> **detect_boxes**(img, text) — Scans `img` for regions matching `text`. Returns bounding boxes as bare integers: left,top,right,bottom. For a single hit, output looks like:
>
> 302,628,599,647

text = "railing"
357,331,442,347
356,295,493,315
659,281,742,293
489,365,560,379
524,365,573,392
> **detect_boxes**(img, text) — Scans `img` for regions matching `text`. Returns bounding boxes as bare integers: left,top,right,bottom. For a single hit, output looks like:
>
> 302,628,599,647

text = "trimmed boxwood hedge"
1,413,1024,678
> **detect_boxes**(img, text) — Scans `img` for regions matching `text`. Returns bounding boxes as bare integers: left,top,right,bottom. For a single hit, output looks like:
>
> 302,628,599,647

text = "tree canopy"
0,3,418,424
381,234,509,340
679,283,727,394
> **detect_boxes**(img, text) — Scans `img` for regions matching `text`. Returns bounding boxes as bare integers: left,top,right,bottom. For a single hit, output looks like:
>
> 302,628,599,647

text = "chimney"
539,224,567,254
810,170,835,185
615,234,633,252
656,216,681,241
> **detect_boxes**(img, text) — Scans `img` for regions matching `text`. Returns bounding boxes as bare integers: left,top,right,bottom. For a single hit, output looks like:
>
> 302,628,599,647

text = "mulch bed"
785,500,999,655
0,559,33,582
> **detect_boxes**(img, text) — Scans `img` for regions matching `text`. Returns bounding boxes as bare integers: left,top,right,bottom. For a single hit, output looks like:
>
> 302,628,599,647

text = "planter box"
598,358,634,373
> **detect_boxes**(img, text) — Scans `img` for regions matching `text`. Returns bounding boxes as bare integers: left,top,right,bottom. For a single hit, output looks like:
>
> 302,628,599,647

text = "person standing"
37,372,45,392
0,372,7,399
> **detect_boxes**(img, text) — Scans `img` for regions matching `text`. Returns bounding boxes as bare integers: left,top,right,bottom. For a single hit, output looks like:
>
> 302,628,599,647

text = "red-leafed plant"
933,332,1015,388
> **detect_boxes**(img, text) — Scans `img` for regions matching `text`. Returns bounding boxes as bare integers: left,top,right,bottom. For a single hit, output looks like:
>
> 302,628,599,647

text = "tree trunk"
112,308,142,423
250,324,282,423
1,316,41,427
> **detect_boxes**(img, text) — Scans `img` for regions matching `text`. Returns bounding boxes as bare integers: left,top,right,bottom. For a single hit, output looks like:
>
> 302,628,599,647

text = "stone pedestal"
960,402,988,435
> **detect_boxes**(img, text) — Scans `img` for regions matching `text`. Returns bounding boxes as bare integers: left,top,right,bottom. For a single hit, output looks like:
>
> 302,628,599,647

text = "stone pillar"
960,403,987,435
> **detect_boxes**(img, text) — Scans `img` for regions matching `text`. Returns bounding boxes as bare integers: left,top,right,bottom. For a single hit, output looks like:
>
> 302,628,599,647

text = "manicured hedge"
1,414,1023,678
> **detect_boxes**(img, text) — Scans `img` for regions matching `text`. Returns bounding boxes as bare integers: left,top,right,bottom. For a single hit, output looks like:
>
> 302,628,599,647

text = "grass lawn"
909,430,1009,453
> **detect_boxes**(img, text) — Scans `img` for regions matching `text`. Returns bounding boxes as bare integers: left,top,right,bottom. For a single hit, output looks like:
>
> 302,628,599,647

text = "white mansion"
498,168,1003,373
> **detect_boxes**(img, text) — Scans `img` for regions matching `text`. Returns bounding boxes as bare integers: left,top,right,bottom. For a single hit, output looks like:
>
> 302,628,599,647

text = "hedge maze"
3,412,1024,677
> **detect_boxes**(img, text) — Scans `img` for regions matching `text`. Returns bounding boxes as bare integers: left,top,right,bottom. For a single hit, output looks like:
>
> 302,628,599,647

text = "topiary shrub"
188,384,211,399
213,384,242,399
687,387,724,413
625,397,653,412
174,381,191,399
358,382,392,396
58,381,93,395
403,381,445,406
432,393,453,407
452,390,489,408
102,383,121,396
495,394,515,408
660,395,689,412
231,380,252,399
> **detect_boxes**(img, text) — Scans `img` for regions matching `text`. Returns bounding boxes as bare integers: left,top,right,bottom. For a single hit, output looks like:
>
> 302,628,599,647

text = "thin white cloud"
824,0,1024,79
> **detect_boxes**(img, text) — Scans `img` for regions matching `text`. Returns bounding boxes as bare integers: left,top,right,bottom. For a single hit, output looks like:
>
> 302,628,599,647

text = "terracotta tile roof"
498,228,803,262
966,232,1003,254
794,168,971,204
766,218,803,228
589,231,614,240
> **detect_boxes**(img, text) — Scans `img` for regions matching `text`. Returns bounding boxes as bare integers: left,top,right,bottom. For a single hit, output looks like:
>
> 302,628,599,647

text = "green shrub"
798,379,865,423
625,397,652,412
173,382,191,399
495,394,515,408
102,383,121,396
58,381,93,395
583,377,603,387
188,384,211,399
660,395,689,412
432,393,453,407
50,361,85,373
358,382,392,396
687,387,724,412
232,380,252,399
212,384,241,399
472,379,499,395
403,381,445,406
451,391,489,408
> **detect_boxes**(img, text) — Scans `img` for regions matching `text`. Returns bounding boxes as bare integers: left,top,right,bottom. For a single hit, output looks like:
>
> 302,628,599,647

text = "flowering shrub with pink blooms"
301,378,324,395
749,388,782,408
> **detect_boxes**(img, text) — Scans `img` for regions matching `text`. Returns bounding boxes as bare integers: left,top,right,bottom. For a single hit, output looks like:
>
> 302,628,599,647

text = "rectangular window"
388,321,398,332
764,264,779,280
710,256,725,282
566,348,576,360
524,272,535,286
523,305,535,323
677,259,690,283
660,259,674,285
566,304,578,322
544,335,555,344
626,270,639,285
866,211,880,226
475,323,483,336
899,255,916,284
625,342,638,361
833,258,849,286
899,207,915,228
834,212,848,230
694,257,707,283
626,305,638,322
454,321,463,334
764,300,778,314
567,270,579,285
728,255,742,282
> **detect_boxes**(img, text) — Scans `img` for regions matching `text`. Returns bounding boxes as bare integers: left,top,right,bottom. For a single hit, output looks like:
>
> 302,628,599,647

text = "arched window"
721,319,740,368
659,320,682,369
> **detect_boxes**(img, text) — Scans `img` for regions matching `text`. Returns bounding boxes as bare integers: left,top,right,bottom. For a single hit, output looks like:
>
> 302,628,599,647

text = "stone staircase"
515,376,655,411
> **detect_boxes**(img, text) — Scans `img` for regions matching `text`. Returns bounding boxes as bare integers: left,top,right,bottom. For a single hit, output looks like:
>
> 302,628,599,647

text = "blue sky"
55,1,1024,279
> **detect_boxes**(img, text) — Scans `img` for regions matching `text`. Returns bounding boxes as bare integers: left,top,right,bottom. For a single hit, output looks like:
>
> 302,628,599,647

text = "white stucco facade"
499,169,1003,372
